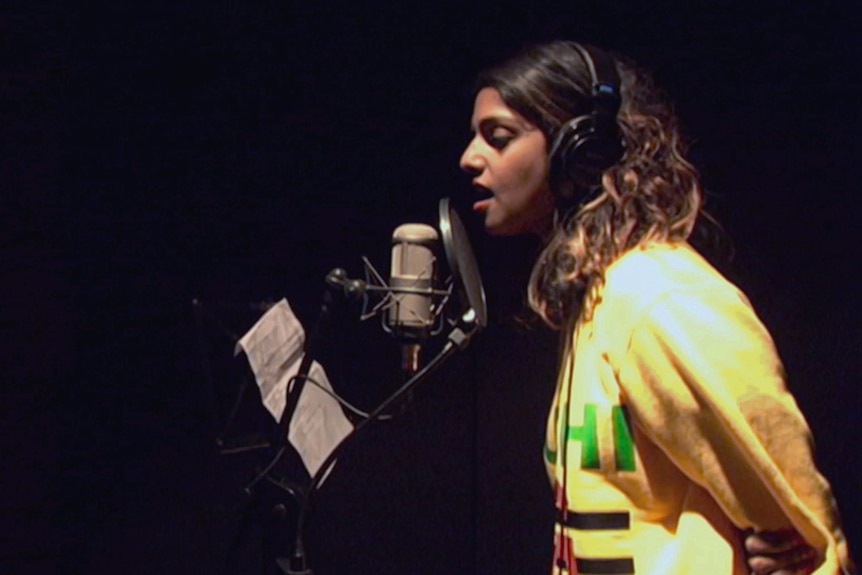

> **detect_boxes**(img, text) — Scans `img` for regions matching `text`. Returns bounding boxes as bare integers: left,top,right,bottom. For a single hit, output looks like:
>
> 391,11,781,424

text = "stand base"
276,556,312,574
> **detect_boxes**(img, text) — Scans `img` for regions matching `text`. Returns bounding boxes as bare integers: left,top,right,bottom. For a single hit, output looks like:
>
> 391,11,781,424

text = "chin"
482,205,549,236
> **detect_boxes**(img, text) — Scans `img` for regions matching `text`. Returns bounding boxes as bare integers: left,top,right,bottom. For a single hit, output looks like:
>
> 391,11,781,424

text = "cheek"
510,154,549,203
506,160,554,232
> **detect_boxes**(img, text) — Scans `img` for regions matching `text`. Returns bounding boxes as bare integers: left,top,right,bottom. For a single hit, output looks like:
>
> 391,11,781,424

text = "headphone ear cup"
549,115,599,203
549,114,624,205
549,115,589,179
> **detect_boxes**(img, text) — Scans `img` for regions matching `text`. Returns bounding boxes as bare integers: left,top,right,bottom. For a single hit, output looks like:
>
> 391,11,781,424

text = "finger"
748,547,817,575
749,557,816,575
745,529,806,554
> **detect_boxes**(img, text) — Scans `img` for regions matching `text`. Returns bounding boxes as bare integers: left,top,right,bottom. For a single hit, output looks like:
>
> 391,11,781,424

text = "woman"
459,41,852,575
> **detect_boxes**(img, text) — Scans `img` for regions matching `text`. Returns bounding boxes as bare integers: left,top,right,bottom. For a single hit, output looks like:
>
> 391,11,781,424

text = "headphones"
548,43,624,206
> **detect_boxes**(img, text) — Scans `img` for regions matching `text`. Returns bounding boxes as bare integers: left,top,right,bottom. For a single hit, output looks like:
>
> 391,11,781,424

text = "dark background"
3,2,859,574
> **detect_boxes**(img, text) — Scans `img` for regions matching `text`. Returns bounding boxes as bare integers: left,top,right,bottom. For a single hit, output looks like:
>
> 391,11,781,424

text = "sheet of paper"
235,298,353,477
287,360,353,478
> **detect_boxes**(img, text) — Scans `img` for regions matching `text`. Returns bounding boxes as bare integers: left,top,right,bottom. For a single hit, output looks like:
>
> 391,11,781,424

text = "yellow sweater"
545,242,851,574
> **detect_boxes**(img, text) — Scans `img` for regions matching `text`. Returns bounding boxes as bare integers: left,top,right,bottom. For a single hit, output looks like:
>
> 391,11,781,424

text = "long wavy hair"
476,41,703,329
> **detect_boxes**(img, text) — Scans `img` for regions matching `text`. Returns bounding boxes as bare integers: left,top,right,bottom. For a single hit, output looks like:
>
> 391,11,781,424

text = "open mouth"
473,183,494,210
471,184,494,211
472,183,494,200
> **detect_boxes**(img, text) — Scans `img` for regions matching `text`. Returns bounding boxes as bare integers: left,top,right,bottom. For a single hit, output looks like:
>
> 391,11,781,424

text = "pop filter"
438,197,487,330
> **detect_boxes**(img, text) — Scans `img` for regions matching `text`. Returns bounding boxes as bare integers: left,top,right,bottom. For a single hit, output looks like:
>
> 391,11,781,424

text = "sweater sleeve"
617,287,851,574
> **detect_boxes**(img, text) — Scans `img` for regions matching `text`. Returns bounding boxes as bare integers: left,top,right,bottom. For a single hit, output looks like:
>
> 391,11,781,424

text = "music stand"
192,298,305,574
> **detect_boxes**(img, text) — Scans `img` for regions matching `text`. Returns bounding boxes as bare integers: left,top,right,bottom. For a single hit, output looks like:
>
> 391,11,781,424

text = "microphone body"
388,223,439,372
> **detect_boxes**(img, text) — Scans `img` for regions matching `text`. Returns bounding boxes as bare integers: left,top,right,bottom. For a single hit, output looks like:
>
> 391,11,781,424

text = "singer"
459,41,853,574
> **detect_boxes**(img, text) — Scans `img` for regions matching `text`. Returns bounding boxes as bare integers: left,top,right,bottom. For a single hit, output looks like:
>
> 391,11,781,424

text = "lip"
472,181,494,200
471,182,494,212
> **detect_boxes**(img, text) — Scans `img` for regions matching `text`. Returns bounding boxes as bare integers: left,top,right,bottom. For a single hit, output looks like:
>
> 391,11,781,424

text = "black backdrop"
3,2,860,574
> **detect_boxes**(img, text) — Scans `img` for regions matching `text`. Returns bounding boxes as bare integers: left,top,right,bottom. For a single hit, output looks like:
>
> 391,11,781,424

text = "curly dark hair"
476,41,703,328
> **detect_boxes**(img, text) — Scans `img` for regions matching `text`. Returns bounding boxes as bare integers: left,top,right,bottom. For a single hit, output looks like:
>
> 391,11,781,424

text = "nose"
459,137,484,176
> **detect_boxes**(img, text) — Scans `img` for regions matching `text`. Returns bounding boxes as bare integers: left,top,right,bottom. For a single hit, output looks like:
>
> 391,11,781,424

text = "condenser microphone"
387,223,439,372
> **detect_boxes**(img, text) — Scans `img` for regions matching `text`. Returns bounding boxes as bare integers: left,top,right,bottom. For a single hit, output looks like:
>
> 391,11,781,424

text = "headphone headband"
571,43,620,103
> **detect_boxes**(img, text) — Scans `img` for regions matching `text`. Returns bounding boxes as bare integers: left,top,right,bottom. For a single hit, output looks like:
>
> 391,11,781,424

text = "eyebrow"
470,115,532,133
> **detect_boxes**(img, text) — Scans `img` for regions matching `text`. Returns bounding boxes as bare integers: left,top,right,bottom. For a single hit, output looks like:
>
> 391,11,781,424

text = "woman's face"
460,87,555,236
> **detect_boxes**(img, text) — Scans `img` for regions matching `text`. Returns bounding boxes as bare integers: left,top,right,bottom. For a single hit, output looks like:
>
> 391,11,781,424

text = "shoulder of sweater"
602,241,739,304
590,241,753,345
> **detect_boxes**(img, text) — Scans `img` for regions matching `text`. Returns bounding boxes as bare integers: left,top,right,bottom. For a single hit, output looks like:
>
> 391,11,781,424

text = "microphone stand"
284,312,481,575
237,196,486,574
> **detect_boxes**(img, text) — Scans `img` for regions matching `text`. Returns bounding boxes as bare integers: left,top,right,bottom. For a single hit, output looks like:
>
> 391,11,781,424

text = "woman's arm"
618,287,850,573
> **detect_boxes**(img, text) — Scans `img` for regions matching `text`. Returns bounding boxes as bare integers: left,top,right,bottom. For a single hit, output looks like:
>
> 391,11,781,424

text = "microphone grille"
389,223,438,331
392,223,439,243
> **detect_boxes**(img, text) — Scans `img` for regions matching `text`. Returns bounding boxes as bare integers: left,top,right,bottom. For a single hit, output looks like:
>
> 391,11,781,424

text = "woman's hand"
744,529,817,575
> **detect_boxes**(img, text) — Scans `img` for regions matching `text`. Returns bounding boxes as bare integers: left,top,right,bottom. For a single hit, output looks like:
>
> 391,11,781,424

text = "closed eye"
479,120,516,150
486,132,513,150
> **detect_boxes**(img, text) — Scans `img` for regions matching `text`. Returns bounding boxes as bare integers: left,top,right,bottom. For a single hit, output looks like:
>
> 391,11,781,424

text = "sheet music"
235,299,353,476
